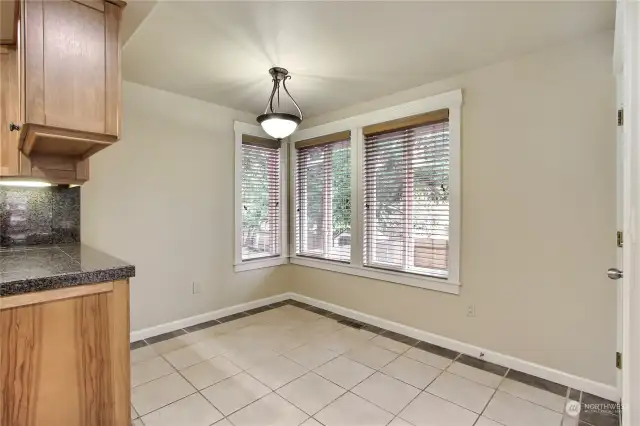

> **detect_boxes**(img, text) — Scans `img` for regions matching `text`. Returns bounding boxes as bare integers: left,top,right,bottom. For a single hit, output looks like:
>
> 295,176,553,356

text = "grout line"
472,366,510,425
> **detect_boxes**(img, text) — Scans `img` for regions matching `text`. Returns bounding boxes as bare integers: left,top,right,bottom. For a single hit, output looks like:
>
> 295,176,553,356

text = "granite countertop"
0,244,135,297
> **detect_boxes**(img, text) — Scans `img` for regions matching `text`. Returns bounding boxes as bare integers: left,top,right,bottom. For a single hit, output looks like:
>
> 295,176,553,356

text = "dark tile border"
130,340,148,350
456,354,508,377
361,324,386,335
580,393,621,423
414,340,460,360
132,297,622,416
144,329,186,345
569,388,581,401
183,319,220,333
217,312,249,323
338,319,365,329
381,330,420,346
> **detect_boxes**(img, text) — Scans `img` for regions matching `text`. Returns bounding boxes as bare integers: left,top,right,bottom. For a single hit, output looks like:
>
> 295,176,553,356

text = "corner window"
234,123,288,271
295,132,351,262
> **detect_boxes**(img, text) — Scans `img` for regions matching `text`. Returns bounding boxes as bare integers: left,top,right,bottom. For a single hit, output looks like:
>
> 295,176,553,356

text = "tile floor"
129,300,619,426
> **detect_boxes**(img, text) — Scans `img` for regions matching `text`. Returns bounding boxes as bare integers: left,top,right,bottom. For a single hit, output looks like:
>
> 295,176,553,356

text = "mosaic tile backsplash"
0,186,80,247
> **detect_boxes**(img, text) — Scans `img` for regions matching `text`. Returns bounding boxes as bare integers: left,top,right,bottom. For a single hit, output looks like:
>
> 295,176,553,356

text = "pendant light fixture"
257,67,303,140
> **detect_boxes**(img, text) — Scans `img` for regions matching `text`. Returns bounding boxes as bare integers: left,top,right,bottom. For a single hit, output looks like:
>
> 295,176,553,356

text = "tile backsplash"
0,186,80,247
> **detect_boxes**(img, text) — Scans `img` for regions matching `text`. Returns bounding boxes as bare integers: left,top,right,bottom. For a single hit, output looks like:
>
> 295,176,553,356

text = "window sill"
289,256,460,295
234,256,288,272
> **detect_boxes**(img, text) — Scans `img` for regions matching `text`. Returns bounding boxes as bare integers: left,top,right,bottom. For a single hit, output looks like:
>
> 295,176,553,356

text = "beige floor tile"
140,393,223,426
149,335,192,354
277,372,346,415
315,328,372,354
131,356,175,387
483,391,563,426
382,356,442,389
132,420,144,426
404,347,454,370
131,404,138,420
227,393,308,426
314,356,375,389
180,356,242,389
475,417,503,426
446,362,504,388
131,345,159,364
315,392,394,426
498,379,566,412
353,372,421,414
284,343,340,369
426,372,494,413
223,347,281,370
399,392,478,426
131,373,196,416
163,338,227,370
212,419,234,426
200,372,271,416
300,418,324,426
246,355,308,389
345,343,399,370
388,417,415,426
371,335,412,354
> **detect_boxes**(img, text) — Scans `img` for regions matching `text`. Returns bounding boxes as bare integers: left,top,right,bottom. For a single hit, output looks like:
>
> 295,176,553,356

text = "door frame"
615,1,640,425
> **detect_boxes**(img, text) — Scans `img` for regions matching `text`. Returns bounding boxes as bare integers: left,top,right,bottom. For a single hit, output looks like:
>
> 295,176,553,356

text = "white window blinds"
363,109,450,278
241,135,281,261
295,131,351,262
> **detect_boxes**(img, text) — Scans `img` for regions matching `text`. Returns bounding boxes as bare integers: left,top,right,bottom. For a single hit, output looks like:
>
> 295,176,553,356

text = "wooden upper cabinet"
21,0,123,151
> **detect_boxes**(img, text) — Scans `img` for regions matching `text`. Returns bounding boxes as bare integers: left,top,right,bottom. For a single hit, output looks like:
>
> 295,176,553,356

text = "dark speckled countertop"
0,244,135,297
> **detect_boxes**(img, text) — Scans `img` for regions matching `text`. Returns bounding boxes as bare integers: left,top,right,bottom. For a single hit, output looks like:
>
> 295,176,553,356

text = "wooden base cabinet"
0,280,131,426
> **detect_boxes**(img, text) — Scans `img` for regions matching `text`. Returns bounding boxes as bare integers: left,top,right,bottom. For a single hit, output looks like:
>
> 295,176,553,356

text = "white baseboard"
129,293,290,342
130,291,618,401
288,293,619,402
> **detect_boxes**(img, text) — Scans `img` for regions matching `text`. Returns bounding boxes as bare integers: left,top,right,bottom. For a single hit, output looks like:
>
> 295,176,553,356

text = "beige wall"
83,31,616,385
82,82,288,331
292,31,617,385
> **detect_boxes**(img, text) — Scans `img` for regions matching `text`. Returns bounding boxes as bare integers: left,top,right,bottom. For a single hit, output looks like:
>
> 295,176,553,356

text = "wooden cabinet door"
0,280,131,426
23,0,121,138
0,46,22,176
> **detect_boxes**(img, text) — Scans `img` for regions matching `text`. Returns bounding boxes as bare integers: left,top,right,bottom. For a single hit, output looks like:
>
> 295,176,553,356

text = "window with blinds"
363,109,450,278
295,131,351,262
241,135,281,261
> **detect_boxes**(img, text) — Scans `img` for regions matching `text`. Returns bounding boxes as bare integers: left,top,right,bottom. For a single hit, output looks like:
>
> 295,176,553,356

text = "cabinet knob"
8,122,21,132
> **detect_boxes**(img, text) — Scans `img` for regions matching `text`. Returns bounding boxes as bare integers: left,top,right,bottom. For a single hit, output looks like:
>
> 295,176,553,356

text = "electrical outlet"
466,304,476,317
192,281,202,294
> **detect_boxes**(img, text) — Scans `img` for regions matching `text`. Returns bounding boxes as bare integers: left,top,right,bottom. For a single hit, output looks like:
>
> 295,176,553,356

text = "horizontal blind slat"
296,137,351,262
241,143,281,261
363,118,450,277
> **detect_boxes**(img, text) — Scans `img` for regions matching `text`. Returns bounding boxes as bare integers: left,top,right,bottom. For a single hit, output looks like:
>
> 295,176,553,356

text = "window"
363,110,450,278
295,131,351,262
234,123,288,271
289,90,461,293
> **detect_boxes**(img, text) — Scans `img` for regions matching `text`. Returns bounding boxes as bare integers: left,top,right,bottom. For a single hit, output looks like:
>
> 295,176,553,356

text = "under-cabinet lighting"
0,180,53,188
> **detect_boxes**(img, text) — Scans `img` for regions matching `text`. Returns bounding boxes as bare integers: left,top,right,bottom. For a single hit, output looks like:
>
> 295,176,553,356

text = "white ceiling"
122,1,614,118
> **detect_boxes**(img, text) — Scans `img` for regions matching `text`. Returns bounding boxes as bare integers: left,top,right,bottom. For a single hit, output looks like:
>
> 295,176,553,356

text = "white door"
615,2,640,425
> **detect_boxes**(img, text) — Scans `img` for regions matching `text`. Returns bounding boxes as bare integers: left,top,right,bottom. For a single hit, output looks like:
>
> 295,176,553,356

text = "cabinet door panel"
0,47,21,175
41,0,106,134
0,280,131,426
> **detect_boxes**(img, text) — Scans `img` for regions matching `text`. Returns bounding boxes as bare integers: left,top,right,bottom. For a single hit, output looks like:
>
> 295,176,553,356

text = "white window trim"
234,121,289,272
288,89,462,294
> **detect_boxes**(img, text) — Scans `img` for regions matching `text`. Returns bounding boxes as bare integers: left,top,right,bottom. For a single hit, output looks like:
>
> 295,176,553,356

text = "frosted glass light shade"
257,113,301,139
